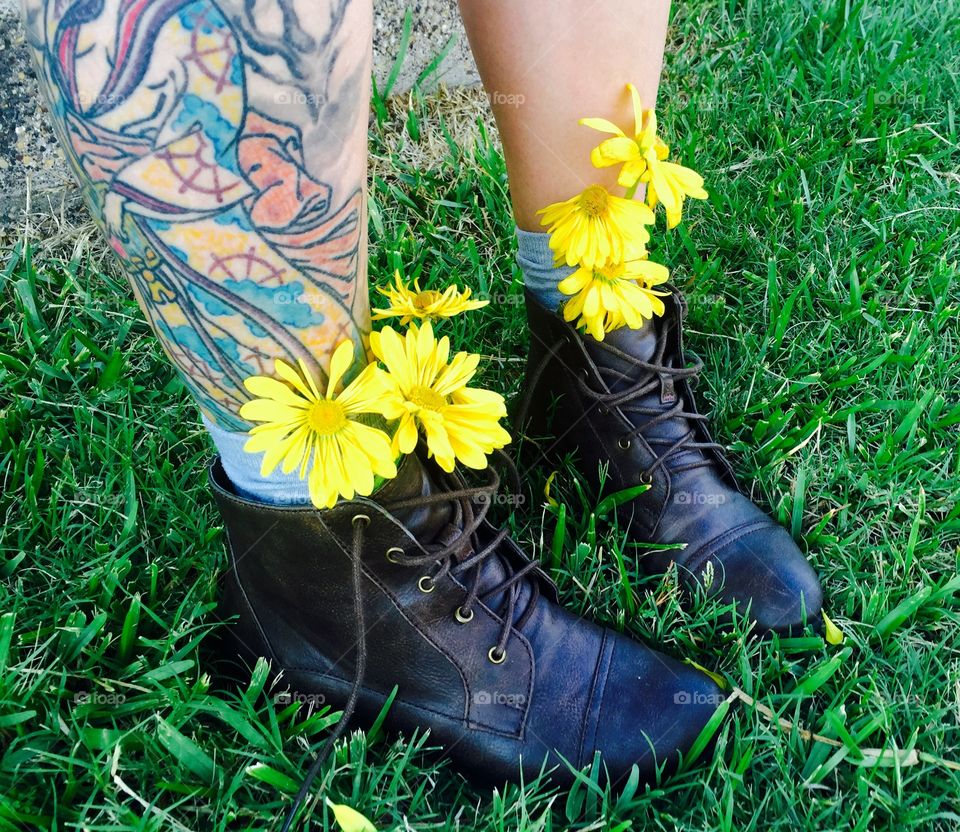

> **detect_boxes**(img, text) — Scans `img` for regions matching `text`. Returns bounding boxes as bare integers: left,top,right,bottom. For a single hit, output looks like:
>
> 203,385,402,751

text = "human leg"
460,0,822,633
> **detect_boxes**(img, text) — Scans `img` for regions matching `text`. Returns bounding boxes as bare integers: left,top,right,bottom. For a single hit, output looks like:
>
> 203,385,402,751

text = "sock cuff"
203,414,312,505
515,227,556,268
514,227,569,311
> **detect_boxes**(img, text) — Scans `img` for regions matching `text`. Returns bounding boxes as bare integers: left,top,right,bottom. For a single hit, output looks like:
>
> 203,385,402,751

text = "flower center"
579,185,609,218
412,290,443,310
408,384,447,411
595,263,627,283
306,399,347,436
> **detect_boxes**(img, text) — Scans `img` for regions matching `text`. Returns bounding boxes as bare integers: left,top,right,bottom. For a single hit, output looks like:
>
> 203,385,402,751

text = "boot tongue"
374,454,482,563
580,314,707,471
378,453,537,627
373,453,453,546
582,316,660,393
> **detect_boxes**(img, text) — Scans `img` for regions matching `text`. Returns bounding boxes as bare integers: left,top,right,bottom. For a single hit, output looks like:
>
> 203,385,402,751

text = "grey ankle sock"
515,228,572,311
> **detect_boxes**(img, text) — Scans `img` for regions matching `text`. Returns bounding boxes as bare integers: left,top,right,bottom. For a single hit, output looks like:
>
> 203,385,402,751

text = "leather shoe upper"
212,452,724,786
519,289,823,634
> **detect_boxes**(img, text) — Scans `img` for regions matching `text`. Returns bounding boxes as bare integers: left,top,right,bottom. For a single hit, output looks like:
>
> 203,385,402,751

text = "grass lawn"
3,0,960,828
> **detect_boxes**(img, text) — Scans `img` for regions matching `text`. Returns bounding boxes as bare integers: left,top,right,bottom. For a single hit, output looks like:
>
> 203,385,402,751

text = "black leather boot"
519,289,822,635
212,450,723,813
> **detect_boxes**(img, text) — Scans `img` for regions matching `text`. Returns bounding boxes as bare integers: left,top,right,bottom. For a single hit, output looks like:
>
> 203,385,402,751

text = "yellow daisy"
559,259,670,341
645,159,709,229
580,83,669,189
239,341,398,509
370,322,511,472
372,270,488,325
538,184,654,269
581,83,707,228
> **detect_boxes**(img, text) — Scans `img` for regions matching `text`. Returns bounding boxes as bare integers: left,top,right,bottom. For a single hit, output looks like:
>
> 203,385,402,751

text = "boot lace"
383,457,542,658
575,321,725,480
282,454,538,829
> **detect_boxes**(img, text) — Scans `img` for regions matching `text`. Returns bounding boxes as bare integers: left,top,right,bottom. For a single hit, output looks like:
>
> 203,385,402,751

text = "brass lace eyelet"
454,606,474,624
639,472,653,485
352,513,370,527
618,437,632,450
487,646,506,665
418,575,435,594
385,546,403,563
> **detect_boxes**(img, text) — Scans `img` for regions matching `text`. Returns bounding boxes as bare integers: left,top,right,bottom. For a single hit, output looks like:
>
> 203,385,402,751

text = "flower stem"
624,182,639,201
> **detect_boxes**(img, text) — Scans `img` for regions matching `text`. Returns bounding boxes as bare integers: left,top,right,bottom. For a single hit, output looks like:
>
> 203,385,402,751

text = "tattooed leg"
21,0,373,432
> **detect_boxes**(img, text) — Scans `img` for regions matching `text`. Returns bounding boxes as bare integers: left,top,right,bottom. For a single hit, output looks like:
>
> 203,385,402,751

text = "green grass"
3,0,960,828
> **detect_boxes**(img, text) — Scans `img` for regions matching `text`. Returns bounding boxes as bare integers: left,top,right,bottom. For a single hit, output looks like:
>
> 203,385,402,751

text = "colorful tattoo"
22,0,372,429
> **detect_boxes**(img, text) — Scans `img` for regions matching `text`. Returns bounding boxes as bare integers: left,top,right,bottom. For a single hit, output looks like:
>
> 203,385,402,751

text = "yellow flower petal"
579,117,626,137
296,358,322,400
626,83,643,137
540,184,654,269
273,359,318,401
617,158,647,189
560,260,669,341
662,161,707,196
451,386,507,416
576,84,708,227
823,611,845,645
239,398,304,424
434,352,479,397
394,413,419,454
648,158,678,212
375,322,509,471
557,266,591,295
239,340,399,508
628,260,670,285
243,376,309,408
372,271,488,323
595,136,641,164
327,800,377,832
347,421,398,477
326,339,355,398
279,425,312,475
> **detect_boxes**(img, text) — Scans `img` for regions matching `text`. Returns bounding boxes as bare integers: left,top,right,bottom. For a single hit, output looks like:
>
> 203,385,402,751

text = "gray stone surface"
0,0,74,226
0,0,478,228
373,1,479,95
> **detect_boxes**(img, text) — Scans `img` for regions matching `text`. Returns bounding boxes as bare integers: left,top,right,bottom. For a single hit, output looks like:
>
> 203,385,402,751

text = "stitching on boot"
682,518,773,579
445,557,537,738
283,669,520,738
315,503,476,725
578,629,611,768
228,541,279,664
